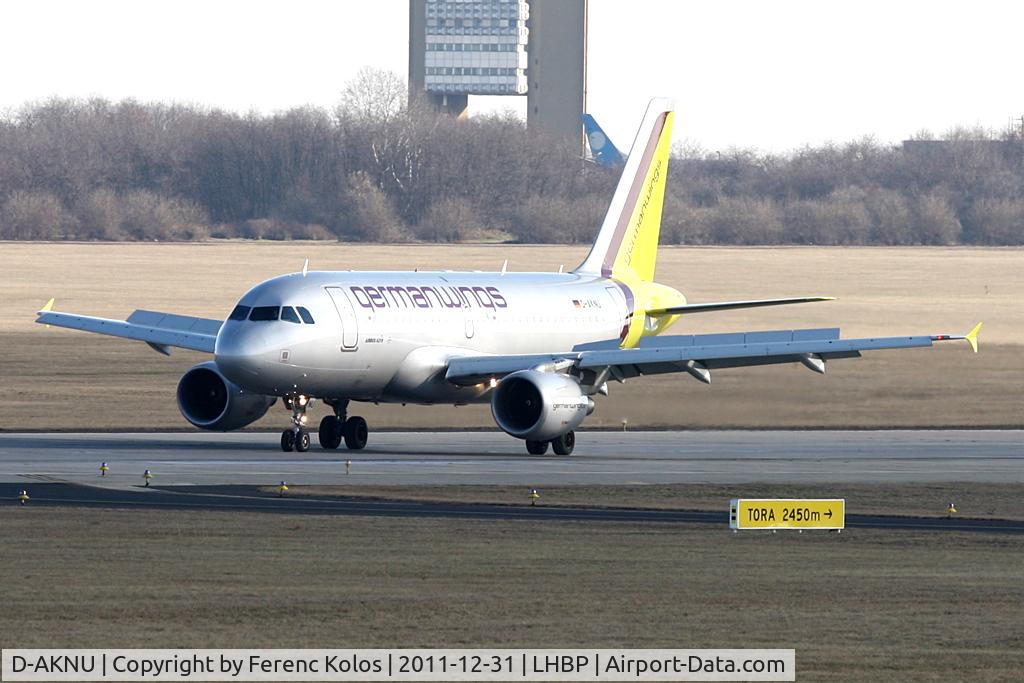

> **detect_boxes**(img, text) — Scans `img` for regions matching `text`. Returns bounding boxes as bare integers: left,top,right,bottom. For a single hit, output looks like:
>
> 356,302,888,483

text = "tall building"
525,0,587,150
410,0,529,119
425,0,529,96
409,0,586,150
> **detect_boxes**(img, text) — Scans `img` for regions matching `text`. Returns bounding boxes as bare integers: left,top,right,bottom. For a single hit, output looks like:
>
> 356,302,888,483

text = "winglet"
933,322,982,352
38,298,55,329
965,322,982,353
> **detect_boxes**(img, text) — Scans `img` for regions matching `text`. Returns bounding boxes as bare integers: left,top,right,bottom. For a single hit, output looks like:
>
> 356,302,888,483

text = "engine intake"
491,370,592,441
177,361,275,431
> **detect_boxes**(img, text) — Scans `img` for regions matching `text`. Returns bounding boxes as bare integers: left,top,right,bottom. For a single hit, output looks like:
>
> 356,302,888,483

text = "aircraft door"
463,300,475,339
325,287,359,351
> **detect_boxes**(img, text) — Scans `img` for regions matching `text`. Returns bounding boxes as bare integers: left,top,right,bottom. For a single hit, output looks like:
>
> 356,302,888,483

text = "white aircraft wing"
445,324,981,387
35,300,220,355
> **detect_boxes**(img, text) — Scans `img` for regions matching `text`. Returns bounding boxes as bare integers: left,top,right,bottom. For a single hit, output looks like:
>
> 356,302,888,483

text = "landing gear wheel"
525,439,549,455
551,431,575,456
319,415,343,450
281,393,315,451
343,416,368,450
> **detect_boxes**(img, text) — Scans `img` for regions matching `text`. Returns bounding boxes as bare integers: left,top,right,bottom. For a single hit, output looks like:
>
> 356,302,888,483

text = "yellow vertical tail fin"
574,98,675,283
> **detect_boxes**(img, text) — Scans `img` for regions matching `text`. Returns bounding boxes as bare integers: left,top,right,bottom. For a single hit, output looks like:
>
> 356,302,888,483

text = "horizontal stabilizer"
648,297,835,316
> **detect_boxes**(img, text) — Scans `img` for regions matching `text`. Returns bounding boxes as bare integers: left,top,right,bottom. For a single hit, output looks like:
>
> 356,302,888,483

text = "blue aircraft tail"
582,113,626,168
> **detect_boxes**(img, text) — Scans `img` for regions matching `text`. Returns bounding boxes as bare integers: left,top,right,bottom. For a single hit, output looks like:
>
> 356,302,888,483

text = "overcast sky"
2,0,1021,153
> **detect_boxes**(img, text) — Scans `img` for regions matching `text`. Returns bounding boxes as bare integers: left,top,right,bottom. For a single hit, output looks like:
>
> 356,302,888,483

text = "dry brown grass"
277,482,1024,521
2,242,1022,429
2,507,1022,681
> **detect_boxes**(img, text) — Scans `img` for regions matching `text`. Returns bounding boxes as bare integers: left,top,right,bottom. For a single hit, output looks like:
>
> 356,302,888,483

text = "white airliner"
36,99,981,455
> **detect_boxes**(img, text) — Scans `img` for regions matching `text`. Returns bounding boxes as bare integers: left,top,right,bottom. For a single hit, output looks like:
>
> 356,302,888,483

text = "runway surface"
0,430,1021,487
4,482,1022,534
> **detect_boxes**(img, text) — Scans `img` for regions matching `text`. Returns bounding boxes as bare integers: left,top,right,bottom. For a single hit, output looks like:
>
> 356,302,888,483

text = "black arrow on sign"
825,509,833,519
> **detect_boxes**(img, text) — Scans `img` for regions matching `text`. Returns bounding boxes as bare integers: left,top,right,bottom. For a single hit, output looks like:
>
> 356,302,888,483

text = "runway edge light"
730,499,845,531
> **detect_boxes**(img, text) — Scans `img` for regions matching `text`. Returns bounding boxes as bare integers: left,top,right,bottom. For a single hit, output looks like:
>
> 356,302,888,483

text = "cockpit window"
296,307,315,324
228,305,250,321
249,306,280,321
280,306,301,324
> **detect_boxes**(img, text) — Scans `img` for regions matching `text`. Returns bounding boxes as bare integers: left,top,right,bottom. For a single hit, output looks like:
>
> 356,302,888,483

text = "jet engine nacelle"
177,361,276,431
491,370,593,441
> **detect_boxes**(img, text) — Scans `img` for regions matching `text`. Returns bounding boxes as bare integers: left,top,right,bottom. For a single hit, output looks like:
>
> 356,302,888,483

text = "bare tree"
337,67,406,124
1,92,1023,245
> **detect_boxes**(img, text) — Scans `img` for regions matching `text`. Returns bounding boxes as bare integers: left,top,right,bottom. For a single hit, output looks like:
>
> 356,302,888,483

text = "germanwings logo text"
350,285,508,311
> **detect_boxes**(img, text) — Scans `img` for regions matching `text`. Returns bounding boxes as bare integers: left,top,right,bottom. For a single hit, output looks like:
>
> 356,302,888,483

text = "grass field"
1,242,1021,430
275,482,1024,521
2,507,1022,681
3,242,1022,680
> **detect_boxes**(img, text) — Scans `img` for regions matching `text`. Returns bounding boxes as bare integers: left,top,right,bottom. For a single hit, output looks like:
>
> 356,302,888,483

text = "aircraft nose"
214,325,267,384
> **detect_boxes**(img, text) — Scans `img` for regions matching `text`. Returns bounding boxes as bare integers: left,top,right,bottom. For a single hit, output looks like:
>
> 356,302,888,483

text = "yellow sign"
730,499,845,530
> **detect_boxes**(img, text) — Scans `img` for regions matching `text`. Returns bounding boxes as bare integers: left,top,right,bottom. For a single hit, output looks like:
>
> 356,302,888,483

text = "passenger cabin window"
280,307,301,324
249,306,280,321
228,305,250,321
297,307,315,324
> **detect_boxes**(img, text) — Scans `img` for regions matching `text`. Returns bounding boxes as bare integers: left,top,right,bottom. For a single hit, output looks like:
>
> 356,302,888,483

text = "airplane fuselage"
214,271,641,405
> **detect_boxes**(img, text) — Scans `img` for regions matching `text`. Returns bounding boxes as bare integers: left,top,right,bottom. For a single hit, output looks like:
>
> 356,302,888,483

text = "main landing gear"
525,430,575,456
280,397,369,452
317,399,368,451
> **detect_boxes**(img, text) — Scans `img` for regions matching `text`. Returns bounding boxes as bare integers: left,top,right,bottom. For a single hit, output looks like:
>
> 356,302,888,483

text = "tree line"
2,72,1022,245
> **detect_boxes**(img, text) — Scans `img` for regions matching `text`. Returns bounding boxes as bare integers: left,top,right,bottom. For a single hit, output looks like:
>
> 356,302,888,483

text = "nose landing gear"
281,428,311,452
280,394,313,452
317,399,369,451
